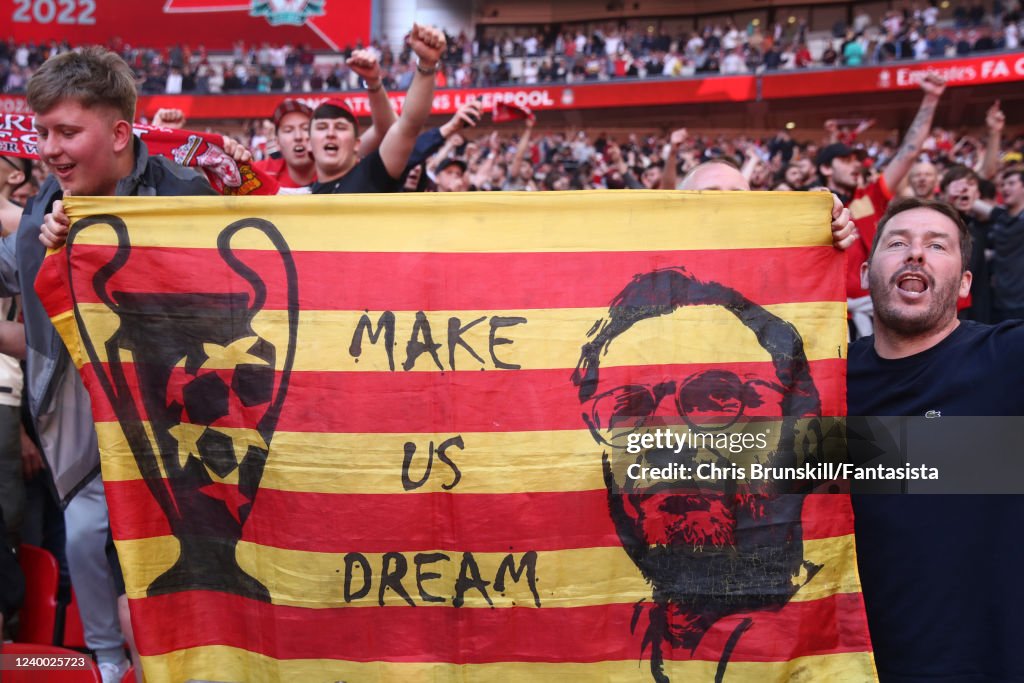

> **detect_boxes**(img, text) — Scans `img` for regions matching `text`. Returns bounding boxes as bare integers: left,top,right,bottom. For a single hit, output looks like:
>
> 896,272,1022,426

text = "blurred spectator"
435,158,468,192
843,32,866,65
0,156,32,233
821,42,839,66
926,26,953,57
940,164,993,321
970,0,987,26
906,160,940,198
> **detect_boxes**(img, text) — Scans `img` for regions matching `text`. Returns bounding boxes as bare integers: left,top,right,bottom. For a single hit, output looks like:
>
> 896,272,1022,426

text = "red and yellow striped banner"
40,191,874,682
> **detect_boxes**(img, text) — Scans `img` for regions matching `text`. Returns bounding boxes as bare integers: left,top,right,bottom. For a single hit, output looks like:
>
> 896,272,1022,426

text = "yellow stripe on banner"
72,302,846,372
139,645,876,683
51,311,84,369
98,426,608,492
64,191,835,253
97,421,844,495
118,535,862,609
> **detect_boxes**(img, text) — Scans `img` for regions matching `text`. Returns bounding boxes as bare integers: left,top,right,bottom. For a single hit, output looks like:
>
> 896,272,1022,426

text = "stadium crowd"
2,0,1024,94
1,12,1024,683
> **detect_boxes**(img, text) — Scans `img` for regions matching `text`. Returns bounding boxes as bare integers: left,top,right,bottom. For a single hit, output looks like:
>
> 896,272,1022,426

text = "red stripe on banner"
54,246,844,314
106,483,853,550
106,485,620,551
801,494,857,541
36,249,72,324
82,360,846,435
131,590,870,663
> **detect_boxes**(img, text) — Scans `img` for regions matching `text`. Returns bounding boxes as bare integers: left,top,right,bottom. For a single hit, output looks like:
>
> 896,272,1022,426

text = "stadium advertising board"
1,0,370,51
2,53,1022,121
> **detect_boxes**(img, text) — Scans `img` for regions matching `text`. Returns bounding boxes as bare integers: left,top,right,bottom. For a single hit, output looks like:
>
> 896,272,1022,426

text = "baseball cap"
815,143,867,169
436,158,468,174
271,99,313,128
312,98,358,129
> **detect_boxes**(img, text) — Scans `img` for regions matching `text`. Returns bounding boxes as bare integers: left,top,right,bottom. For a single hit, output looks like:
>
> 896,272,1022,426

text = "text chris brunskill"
625,461,940,482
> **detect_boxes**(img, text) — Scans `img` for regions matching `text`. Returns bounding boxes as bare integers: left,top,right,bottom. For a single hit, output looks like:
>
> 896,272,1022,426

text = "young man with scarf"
0,46,216,683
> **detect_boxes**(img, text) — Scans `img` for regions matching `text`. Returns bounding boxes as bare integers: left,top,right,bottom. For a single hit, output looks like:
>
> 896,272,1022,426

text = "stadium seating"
60,589,87,649
14,544,60,645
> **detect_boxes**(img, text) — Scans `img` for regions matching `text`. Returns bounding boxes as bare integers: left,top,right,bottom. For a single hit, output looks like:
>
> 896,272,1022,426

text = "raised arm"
426,100,483,174
740,143,761,183
823,119,840,145
978,100,1004,181
507,117,535,180
470,132,501,188
660,128,687,189
378,24,446,179
882,74,946,191
349,49,397,159
427,132,464,175
151,108,187,129
438,100,483,141
853,118,876,140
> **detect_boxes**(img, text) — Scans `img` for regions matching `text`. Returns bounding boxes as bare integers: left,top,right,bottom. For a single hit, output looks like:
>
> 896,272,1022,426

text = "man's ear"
959,269,973,299
860,260,871,291
112,119,134,155
4,169,25,188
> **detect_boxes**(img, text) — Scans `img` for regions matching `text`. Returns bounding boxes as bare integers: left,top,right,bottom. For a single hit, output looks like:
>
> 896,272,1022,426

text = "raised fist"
409,23,446,67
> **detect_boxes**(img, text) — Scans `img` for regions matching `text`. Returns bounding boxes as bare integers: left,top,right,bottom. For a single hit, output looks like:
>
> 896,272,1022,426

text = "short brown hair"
27,47,136,122
869,197,972,272
1002,165,1024,185
938,164,979,194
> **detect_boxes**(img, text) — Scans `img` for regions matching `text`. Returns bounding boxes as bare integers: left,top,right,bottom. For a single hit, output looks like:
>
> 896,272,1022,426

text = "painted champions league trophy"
67,215,298,602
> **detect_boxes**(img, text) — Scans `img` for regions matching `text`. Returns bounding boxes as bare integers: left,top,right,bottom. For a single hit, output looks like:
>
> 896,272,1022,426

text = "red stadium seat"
60,589,87,649
15,544,60,644
0,642,101,682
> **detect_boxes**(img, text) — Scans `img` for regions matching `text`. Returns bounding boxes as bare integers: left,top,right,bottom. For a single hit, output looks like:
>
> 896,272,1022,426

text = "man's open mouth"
896,272,929,294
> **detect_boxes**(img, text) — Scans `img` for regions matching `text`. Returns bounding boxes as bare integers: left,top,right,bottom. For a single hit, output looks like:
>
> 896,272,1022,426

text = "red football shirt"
845,176,893,299
252,157,310,189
